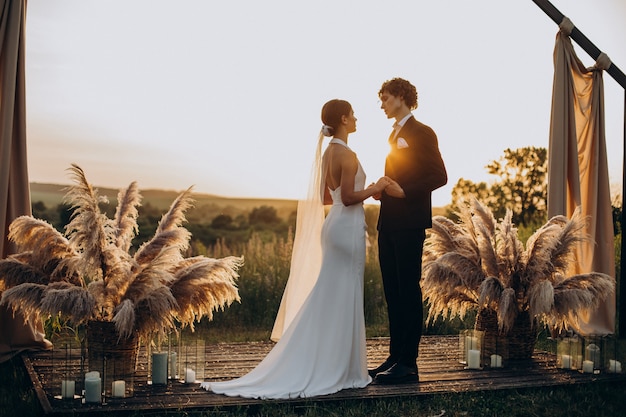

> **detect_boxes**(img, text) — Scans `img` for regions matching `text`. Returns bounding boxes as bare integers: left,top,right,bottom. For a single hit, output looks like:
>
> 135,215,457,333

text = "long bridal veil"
270,131,326,341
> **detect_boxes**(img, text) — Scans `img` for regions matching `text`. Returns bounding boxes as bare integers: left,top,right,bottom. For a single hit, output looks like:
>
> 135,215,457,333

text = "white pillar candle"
582,360,594,373
85,371,99,380
490,354,502,368
151,352,168,385
464,335,478,363
608,359,622,373
111,380,125,398
61,380,75,399
169,352,177,379
468,349,481,369
561,354,572,369
84,374,101,403
185,368,196,383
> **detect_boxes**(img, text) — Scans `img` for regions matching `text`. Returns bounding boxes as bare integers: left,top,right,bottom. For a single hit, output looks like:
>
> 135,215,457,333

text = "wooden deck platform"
23,335,626,416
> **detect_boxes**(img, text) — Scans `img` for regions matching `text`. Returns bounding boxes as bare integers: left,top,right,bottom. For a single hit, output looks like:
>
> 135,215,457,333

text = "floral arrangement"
421,197,614,334
0,164,242,339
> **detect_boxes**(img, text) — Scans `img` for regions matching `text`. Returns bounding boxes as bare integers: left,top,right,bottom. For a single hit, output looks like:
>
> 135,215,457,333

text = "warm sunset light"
24,0,625,208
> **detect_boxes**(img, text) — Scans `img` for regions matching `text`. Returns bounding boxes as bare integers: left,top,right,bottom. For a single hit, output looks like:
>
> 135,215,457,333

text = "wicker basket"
474,308,537,362
506,310,537,360
86,320,139,395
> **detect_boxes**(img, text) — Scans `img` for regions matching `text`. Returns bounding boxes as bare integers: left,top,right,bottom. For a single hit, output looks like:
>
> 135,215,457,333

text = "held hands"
367,177,389,200
368,176,405,200
383,177,405,198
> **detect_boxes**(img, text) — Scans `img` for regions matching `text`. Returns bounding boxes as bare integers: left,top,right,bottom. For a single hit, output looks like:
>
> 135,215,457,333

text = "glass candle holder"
86,321,138,398
557,335,582,370
180,332,205,383
583,335,602,374
168,331,181,381
602,335,624,373
52,339,80,400
459,329,484,370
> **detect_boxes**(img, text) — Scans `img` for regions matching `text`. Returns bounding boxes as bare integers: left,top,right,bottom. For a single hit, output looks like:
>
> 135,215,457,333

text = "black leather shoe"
368,357,395,378
374,363,419,384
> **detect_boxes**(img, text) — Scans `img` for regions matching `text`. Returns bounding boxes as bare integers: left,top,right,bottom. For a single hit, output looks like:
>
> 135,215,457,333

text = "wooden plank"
23,335,626,416
21,352,53,414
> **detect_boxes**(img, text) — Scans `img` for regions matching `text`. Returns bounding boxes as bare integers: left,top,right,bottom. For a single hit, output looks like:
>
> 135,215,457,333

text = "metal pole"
621,91,626,337
532,0,626,88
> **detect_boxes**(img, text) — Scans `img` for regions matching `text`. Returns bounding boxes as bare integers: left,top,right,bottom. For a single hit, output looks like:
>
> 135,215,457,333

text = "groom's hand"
384,180,406,198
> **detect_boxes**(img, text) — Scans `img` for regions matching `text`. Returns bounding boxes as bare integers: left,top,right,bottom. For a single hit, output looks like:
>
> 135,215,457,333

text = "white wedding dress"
201,138,371,399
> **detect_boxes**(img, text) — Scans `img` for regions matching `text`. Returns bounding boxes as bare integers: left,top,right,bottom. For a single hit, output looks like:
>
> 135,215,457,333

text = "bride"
201,99,390,399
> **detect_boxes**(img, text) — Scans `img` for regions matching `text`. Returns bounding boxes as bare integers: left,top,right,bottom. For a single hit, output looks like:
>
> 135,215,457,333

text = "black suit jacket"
377,116,447,231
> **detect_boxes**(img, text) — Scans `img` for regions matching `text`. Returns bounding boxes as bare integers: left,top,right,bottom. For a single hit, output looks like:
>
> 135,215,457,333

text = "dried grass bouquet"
0,165,242,339
422,197,614,333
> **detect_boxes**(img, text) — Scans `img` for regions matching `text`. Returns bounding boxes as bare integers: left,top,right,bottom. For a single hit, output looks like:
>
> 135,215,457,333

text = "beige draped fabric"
547,20,616,336
0,0,52,363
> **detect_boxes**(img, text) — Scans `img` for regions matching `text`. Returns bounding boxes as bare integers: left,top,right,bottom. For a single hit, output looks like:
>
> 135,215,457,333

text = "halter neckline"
329,138,349,148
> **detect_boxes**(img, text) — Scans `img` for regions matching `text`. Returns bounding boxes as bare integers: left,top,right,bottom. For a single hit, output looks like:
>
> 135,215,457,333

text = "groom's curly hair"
379,78,418,110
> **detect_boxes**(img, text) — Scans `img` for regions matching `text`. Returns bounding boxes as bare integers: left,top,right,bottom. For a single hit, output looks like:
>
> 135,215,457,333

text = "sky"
23,0,626,208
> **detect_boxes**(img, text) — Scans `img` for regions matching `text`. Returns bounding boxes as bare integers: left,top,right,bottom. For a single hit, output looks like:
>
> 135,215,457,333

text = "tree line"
448,146,622,237
31,146,622,252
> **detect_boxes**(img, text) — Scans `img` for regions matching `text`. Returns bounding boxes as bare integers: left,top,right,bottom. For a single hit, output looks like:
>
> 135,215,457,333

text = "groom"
370,77,447,384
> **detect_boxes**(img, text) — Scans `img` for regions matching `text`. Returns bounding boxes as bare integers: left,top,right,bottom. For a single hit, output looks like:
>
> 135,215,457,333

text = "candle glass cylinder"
180,333,205,383
583,336,602,374
86,321,137,398
475,309,507,368
556,335,582,371
458,329,483,369
602,335,625,374
168,331,181,380
52,337,81,400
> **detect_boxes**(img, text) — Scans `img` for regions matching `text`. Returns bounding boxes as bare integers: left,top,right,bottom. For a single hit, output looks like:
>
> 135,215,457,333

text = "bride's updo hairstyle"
321,99,352,137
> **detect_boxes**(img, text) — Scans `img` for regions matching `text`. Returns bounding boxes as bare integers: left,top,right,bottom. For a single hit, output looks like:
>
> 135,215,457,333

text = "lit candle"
185,368,196,383
112,380,125,398
561,354,572,369
169,352,177,379
490,354,502,368
468,349,481,369
61,380,75,399
151,352,168,385
84,372,101,403
582,360,594,373
608,359,622,373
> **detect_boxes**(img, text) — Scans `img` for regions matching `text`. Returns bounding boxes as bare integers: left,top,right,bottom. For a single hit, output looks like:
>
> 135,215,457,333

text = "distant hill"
29,182,299,221
29,182,447,221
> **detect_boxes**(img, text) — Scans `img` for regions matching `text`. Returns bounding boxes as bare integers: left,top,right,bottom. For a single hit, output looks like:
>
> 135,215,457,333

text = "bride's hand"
369,177,389,200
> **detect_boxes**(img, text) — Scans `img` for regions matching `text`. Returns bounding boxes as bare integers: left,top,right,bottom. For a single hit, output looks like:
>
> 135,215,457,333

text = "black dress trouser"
377,228,426,368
